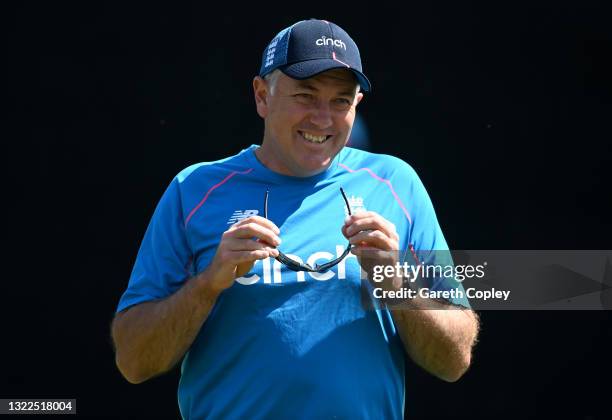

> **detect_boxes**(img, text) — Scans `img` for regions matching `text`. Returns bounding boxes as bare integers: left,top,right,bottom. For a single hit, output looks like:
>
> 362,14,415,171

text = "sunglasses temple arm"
340,187,351,216
310,188,353,273
264,190,269,219
313,242,353,272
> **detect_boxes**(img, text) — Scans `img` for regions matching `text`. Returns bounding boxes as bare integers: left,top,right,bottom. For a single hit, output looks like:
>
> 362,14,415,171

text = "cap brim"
281,59,371,92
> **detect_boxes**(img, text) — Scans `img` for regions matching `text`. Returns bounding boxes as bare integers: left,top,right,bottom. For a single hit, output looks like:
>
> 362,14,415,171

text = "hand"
342,211,402,290
203,216,280,292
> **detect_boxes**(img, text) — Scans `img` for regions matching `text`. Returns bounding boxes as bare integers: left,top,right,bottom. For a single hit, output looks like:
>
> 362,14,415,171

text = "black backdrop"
4,1,612,418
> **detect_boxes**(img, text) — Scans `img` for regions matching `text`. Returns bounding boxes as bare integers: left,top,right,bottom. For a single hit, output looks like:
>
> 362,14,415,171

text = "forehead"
281,68,358,92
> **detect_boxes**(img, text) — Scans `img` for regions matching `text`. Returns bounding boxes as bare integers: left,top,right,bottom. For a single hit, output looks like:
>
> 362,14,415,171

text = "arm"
343,211,479,382
112,216,280,384
390,300,479,382
111,269,220,384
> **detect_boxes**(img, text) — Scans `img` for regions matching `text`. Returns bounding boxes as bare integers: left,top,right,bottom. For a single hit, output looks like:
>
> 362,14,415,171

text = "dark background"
4,1,612,418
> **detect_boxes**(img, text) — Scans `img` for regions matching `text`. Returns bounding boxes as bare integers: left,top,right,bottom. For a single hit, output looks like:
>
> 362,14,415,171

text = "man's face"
253,68,363,177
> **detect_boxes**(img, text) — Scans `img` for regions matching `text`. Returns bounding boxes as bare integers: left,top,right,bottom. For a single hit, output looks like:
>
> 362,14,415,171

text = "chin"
297,159,333,176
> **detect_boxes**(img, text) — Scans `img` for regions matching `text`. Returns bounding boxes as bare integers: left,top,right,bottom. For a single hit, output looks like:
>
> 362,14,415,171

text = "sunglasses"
263,188,353,273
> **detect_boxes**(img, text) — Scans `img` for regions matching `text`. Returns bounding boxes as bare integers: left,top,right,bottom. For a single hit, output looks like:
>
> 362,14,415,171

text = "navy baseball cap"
259,19,371,92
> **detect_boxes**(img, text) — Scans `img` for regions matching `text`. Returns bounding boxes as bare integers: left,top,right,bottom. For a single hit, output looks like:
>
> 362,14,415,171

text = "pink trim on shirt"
338,163,413,225
184,168,254,227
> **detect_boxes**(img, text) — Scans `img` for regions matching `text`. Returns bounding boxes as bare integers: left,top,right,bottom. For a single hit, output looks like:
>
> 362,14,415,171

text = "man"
112,19,479,419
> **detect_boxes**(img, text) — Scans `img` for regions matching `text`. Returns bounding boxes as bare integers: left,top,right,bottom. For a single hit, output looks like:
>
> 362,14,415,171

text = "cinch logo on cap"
315,36,346,50
258,19,372,92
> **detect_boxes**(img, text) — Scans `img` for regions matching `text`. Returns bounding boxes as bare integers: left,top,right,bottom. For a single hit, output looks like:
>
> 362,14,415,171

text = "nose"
308,102,333,129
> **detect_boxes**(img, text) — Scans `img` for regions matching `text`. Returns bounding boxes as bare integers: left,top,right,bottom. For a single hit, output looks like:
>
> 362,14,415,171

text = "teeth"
302,132,328,143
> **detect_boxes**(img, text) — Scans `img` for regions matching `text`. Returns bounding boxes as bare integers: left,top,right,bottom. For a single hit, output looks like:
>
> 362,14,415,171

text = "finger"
227,222,281,246
345,211,399,242
345,216,397,240
232,215,280,235
344,216,376,237
231,249,276,264
341,223,349,238
214,245,277,270
223,237,278,252
348,230,397,250
351,246,391,260
365,213,398,240
345,210,380,222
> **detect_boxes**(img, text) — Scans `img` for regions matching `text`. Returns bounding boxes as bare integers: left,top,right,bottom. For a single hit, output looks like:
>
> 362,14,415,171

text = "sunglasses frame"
263,188,353,273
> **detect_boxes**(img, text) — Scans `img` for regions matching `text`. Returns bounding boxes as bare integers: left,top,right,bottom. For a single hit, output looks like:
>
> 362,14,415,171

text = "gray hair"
263,69,282,96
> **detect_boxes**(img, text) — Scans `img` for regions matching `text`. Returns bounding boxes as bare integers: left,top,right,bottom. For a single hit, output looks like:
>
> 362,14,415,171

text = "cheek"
344,111,357,126
336,116,355,137
271,105,303,131
267,110,291,137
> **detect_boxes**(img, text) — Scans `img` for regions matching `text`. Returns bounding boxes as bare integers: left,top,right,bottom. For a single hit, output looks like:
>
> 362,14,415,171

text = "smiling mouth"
299,131,332,144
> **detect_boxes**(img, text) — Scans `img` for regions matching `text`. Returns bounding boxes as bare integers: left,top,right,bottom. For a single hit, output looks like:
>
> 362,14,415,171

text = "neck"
254,143,325,178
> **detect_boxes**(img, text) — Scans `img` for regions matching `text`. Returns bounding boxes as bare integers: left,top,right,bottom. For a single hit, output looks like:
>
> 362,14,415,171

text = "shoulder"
173,147,254,187
338,147,421,183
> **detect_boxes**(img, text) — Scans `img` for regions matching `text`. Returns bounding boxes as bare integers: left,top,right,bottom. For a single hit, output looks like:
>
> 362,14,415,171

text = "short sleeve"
400,165,471,308
116,177,193,313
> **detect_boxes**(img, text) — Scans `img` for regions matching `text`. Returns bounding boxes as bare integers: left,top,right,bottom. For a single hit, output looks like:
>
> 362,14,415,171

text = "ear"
253,76,269,118
355,92,364,107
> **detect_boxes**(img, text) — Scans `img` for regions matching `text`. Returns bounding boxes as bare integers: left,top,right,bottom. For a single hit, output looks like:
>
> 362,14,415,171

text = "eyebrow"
294,81,356,96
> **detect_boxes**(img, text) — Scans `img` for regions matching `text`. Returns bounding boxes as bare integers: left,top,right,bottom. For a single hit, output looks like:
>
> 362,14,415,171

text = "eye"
333,98,353,110
335,98,352,105
294,93,314,102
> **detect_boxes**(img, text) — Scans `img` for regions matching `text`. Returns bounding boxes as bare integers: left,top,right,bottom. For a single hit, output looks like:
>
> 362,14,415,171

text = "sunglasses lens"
277,251,309,272
276,246,353,273
311,245,352,272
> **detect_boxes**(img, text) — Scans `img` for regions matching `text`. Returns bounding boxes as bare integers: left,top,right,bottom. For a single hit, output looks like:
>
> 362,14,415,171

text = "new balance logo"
228,209,259,225
316,36,346,50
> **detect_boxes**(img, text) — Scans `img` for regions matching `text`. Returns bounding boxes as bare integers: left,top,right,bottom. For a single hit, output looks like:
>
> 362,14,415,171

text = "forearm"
390,299,479,382
111,270,221,384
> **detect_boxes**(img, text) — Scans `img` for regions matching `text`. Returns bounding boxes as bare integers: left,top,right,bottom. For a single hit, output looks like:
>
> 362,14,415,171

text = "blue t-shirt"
117,145,464,419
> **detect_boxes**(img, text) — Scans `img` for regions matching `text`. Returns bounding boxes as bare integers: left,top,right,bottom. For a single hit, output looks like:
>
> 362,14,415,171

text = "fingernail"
344,216,351,224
